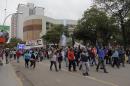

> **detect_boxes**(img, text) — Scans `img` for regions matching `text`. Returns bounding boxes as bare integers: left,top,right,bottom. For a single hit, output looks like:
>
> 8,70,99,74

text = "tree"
10,38,22,43
75,7,118,45
94,0,130,49
9,38,25,48
42,25,68,45
125,19,130,46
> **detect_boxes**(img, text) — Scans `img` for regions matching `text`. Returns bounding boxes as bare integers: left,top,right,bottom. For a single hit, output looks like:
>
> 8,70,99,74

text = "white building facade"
11,3,77,42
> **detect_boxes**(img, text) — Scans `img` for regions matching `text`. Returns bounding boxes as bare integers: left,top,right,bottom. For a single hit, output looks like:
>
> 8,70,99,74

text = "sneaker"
104,71,108,73
73,70,77,72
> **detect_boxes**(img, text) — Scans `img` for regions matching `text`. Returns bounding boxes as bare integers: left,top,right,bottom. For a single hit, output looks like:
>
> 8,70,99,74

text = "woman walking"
50,50,58,72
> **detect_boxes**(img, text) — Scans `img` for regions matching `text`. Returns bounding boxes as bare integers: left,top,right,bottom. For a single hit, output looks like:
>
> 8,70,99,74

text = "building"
11,3,77,43
11,14,17,38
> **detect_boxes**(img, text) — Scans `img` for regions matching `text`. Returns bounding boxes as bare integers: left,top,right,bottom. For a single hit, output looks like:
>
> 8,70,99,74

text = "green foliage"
42,25,68,44
75,7,118,45
94,0,130,48
9,38,25,48
10,38,22,43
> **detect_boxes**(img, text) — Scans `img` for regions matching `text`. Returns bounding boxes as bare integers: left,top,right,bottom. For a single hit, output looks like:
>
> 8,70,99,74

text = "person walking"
23,50,30,68
39,50,44,62
30,51,36,69
12,49,16,60
106,49,112,65
127,48,130,64
57,49,63,70
111,49,120,68
50,51,58,72
9,49,13,61
90,47,97,66
5,49,9,64
96,47,108,73
118,48,125,67
68,48,76,72
80,49,90,76
0,49,4,65
64,48,69,67
16,50,21,63
126,48,129,64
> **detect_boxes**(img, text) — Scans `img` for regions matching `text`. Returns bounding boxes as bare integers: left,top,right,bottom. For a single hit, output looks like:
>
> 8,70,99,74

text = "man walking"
96,46,108,73
111,49,120,68
68,48,76,72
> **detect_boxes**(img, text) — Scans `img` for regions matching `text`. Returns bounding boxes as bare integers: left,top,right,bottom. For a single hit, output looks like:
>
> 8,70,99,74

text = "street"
12,59,130,86
0,63,23,86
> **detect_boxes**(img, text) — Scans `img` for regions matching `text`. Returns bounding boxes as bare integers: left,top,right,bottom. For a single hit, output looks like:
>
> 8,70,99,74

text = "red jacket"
68,50,75,61
16,51,21,57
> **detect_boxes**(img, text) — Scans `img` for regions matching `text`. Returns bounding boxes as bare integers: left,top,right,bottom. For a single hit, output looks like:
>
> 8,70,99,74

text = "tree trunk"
121,18,126,50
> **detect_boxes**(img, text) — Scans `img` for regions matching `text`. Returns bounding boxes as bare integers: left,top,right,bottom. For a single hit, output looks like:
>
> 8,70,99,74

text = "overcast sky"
0,0,92,25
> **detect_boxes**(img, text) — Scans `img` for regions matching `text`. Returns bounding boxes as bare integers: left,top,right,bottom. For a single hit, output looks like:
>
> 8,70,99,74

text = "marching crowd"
0,45,130,76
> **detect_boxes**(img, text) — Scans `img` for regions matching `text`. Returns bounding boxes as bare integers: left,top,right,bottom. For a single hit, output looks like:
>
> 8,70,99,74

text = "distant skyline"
0,0,92,25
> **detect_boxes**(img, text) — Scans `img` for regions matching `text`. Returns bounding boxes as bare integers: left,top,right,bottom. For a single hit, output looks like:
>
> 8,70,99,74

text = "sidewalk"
0,64,23,86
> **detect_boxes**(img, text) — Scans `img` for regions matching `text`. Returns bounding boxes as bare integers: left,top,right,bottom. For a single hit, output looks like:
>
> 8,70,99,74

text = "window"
29,8,35,15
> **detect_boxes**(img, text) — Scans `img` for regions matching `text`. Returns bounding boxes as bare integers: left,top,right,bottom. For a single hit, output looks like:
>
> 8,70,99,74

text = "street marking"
42,61,119,86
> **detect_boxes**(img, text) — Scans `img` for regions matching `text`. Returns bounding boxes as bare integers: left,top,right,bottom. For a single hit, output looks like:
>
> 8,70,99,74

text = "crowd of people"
0,44,130,76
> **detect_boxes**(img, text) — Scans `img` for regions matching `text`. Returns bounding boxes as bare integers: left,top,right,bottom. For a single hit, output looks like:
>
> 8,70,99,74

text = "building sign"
17,44,25,49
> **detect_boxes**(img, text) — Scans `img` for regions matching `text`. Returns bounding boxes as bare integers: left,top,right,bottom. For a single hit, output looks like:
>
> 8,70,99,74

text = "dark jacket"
80,52,89,62
31,53,36,60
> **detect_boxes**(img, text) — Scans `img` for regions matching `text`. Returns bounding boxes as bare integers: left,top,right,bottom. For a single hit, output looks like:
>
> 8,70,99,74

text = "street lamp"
3,12,23,26
2,12,23,43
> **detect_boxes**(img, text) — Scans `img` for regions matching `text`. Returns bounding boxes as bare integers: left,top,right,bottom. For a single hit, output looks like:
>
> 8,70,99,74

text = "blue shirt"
24,53,31,60
97,49,105,59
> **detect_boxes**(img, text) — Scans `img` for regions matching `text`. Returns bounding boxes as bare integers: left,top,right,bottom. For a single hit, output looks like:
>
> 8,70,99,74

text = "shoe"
100,67,103,69
96,69,98,72
83,73,86,76
68,70,71,72
86,73,89,76
83,73,89,76
73,70,77,72
104,71,108,73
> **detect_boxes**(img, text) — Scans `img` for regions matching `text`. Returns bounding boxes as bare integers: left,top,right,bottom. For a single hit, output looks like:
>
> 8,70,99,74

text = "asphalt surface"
0,63,23,86
12,59,130,86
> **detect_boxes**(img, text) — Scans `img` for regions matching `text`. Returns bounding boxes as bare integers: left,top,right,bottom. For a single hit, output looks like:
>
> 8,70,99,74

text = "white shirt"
51,54,57,62
61,50,65,59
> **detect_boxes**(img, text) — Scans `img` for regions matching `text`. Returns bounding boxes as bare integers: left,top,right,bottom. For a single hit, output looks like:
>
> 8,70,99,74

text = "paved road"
12,59,130,86
0,63,23,86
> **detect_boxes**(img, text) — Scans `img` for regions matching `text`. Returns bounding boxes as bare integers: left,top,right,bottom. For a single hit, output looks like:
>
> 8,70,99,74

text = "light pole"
3,12,23,27
2,12,23,43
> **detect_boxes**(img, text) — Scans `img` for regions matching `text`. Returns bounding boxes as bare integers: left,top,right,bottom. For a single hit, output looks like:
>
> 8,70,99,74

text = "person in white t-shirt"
50,51,58,72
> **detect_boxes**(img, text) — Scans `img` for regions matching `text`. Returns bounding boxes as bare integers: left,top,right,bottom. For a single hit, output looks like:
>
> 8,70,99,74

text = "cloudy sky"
0,0,92,25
